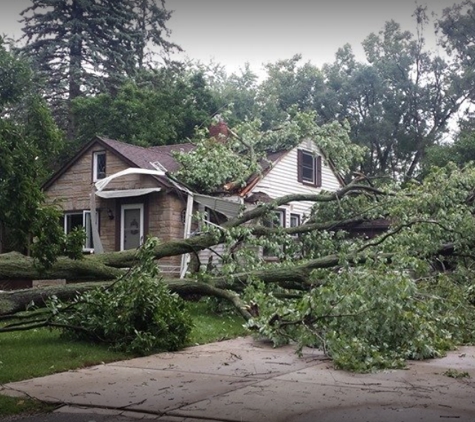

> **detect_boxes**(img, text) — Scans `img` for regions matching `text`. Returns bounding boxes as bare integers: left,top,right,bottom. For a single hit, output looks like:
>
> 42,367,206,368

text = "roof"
42,136,195,191
98,137,195,173
148,143,196,172
42,135,343,194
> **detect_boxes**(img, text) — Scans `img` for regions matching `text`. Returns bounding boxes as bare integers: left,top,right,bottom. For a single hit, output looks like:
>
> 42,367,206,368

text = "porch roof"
95,188,162,199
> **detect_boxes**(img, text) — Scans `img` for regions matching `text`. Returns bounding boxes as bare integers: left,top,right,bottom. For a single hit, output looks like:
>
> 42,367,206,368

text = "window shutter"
297,149,303,182
316,155,322,187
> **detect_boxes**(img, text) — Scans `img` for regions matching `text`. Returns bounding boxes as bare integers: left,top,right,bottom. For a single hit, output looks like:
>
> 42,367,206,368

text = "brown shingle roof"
97,137,195,172
148,143,196,172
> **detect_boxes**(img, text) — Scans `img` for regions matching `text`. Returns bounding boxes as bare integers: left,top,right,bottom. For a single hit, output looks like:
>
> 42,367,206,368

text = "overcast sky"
0,0,464,76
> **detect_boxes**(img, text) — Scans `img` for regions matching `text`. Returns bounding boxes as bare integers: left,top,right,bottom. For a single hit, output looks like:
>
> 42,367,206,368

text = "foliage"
443,369,470,379
320,11,467,178
422,116,475,173
0,39,64,256
208,164,475,372
257,54,326,130
437,0,475,69
173,136,262,193
31,217,87,270
0,37,31,107
53,238,193,354
243,268,468,372
20,0,178,138
173,110,365,192
130,0,181,69
72,68,218,147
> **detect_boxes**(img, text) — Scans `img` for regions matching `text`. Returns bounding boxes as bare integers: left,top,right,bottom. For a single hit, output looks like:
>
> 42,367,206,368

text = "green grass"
187,300,249,345
0,299,248,417
0,327,132,384
0,395,56,417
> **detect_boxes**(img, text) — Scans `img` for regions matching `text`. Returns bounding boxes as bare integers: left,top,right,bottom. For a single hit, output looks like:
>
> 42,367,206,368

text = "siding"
250,139,342,226
197,140,342,269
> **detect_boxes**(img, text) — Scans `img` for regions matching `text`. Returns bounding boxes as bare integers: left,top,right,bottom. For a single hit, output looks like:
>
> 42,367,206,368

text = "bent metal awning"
193,193,243,218
95,188,162,199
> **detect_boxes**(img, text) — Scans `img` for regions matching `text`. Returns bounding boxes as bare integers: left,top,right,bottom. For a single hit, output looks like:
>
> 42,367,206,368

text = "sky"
0,0,465,76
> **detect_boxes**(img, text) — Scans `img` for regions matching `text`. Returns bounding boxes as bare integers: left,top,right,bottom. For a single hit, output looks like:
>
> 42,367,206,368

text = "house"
42,135,343,277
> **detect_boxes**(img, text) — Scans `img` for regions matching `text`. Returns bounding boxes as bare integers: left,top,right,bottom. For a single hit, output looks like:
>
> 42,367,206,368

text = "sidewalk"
2,337,475,422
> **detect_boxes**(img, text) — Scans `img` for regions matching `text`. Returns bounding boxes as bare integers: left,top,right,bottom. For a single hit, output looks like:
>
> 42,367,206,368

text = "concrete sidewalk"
1,337,475,422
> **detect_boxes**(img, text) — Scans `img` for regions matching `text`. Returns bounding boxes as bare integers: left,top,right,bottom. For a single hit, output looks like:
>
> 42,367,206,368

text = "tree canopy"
72,68,219,147
0,38,64,254
20,0,178,139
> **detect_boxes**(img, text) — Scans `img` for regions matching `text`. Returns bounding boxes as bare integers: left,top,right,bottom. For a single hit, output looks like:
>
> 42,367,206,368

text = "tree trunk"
67,0,84,141
0,279,253,321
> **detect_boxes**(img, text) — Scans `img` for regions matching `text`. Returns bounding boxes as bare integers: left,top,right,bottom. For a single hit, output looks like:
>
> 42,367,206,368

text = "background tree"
72,67,219,147
0,38,64,254
320,10,469,178
422,111,475,172
199,62,260,127
20,0,178,140
132,0,181,69
257,55,326,130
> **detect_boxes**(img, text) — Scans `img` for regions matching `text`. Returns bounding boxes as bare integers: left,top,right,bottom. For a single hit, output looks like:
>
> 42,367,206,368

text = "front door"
121,204,144,250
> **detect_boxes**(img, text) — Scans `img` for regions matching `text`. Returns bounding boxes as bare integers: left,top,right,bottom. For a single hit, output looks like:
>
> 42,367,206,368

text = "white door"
121,204,144,250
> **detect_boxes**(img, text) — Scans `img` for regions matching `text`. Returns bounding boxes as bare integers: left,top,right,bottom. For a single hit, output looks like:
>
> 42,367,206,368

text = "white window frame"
263,209,286,257
93,151,106,182
301,150,316,184
290,213,301,238
63,210,97,252
120,203,144,251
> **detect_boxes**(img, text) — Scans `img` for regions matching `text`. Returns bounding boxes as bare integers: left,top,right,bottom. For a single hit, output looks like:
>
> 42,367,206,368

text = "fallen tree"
0,184,381,282
1,165,475,371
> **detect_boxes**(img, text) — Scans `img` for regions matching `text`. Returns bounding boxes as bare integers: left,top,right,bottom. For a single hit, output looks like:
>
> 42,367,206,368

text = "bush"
53,238,193,354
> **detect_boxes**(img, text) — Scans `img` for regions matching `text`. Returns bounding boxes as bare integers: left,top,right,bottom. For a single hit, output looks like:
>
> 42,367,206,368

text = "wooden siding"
250,139,341,225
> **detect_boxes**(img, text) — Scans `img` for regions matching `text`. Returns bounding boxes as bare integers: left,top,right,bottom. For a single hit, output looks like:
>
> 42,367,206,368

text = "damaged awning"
95,188,162,199
193,193,243,218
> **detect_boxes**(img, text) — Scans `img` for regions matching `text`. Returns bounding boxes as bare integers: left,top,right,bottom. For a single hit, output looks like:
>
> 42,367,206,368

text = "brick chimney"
209,116,229,143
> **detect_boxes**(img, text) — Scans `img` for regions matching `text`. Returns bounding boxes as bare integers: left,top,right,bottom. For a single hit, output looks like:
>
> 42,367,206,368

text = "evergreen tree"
20,0,177,139
133,0,181,69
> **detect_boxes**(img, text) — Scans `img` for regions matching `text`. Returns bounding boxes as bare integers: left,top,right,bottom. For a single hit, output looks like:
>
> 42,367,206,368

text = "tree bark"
0,185,391,318
0,279,253,320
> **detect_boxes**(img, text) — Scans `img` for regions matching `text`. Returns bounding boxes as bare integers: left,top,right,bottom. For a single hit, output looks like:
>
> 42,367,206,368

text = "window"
290,213,301,237
290,213,300,228
93,151,106,181
263,209,285,229
297,149,322,187
64,211,97,252
263,209,285,257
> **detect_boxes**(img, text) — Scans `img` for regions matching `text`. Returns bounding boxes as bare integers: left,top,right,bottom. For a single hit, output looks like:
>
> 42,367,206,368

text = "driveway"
1,336,475,422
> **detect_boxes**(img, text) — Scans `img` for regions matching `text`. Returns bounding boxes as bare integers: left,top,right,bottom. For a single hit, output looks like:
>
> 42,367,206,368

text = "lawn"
0,299,248,417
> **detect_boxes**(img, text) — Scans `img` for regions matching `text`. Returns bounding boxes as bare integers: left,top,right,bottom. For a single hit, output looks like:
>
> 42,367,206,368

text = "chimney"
209,116,229,143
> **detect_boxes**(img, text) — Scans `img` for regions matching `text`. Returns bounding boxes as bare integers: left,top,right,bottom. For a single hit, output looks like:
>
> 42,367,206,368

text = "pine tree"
133,0,181,69
20,0,177,140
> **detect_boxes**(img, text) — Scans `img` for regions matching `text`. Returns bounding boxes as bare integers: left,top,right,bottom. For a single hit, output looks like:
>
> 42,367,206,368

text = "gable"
246,139,342,221
43,140,164,209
